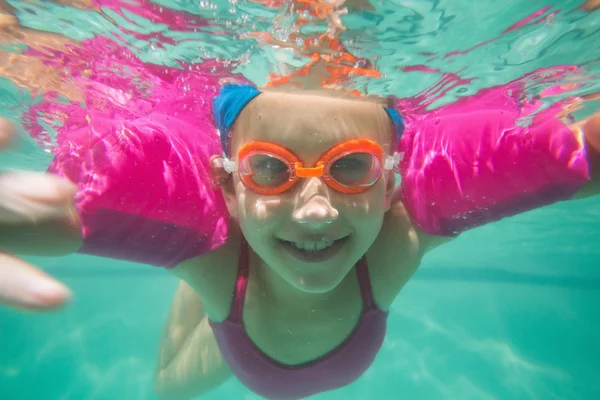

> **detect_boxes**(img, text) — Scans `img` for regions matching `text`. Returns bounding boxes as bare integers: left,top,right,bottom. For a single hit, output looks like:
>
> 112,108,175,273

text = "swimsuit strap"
355,256,379,311
228,238,250,323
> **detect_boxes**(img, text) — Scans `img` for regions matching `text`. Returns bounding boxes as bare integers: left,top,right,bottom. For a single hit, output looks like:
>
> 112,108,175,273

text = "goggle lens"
239,151,383,192
328,152,382,188
239,153,292,188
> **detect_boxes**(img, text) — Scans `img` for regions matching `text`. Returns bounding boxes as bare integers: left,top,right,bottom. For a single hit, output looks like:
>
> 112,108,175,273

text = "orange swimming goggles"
222,139,402,195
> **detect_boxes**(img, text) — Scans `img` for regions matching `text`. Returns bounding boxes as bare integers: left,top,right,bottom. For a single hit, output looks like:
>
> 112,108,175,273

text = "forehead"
230,91,394,156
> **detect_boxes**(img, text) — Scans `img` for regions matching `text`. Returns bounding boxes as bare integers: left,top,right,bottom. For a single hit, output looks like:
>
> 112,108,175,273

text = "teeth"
290,240,335,252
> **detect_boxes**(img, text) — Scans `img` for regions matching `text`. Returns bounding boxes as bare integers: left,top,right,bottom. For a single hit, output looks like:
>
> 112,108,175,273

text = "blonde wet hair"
261,85,394,108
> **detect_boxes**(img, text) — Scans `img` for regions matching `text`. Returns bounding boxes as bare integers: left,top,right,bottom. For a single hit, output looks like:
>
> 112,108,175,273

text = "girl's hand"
0,118,75,311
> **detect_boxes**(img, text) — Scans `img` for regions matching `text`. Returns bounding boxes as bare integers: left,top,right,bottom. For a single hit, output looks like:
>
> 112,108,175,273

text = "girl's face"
219,90,396,293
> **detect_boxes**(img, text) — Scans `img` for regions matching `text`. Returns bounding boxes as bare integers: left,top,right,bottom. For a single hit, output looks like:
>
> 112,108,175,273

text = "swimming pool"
1,0,599,399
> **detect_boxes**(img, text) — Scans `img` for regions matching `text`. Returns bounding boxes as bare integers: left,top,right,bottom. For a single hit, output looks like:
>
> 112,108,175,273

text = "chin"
286,270,347,294
280,254,356,293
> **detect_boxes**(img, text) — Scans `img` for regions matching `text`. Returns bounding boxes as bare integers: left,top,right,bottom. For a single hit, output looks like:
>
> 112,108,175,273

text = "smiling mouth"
279,236,349,263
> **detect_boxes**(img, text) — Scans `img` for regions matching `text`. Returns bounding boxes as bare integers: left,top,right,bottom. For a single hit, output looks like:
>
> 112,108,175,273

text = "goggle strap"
384,152,403,171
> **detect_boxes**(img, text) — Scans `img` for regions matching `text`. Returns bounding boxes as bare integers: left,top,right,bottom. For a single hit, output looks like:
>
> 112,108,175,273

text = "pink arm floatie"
25,36,233,268
49,108,230,268
399,84,590,236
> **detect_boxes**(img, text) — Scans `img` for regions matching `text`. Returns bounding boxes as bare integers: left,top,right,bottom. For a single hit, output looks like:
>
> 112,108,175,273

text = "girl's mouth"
279,236,349,263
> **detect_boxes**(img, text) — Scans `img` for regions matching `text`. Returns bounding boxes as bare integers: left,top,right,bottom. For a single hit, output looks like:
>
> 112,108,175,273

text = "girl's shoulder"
366,198,441,310
173,224,243,321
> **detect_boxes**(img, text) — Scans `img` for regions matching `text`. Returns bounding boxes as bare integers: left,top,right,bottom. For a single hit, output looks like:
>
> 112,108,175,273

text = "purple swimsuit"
209,240,388,400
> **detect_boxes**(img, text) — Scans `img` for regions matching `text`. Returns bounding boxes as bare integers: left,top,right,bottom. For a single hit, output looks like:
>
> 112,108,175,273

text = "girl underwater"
1,1,600,399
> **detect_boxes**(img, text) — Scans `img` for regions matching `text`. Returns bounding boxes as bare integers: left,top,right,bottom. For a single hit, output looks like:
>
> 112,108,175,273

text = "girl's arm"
399,78,597,243
0,3,235,268
573,111,600,198
154,281,231,400
0,120,78,310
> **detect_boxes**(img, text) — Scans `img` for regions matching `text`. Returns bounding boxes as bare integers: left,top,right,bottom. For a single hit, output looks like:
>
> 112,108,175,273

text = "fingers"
0,171,77,224
0,252,71,310
0,122,74,312
583,111,600,154
0,171,77,205
580,0,600,11
0,118,78,224
0,117,14,148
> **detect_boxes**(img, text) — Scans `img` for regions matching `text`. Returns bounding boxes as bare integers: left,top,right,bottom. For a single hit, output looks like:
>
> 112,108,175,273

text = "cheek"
236,186,288,227
342,180,387,208
336,184,387,226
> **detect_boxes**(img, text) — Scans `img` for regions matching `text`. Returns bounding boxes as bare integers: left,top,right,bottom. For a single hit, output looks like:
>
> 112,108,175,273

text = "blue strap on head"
383,107,405,143
213,83,405,156
213,83,262,156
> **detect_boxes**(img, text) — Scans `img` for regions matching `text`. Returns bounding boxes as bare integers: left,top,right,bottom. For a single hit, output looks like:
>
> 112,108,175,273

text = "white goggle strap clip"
222,157,237,174
384,151,403,171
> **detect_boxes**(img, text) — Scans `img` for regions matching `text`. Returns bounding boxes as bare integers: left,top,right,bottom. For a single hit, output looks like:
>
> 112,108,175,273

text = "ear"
383,170,397,212
210,155,239,219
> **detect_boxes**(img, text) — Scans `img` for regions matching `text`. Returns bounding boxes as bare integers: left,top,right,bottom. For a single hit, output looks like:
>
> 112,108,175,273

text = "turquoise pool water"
1,0,600,399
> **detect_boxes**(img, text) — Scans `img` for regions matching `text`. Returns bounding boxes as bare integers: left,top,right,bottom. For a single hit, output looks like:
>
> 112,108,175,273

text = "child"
2,2,600,400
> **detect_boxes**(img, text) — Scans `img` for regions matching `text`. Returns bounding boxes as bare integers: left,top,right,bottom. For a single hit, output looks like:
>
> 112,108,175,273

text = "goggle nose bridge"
293,162,325,178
